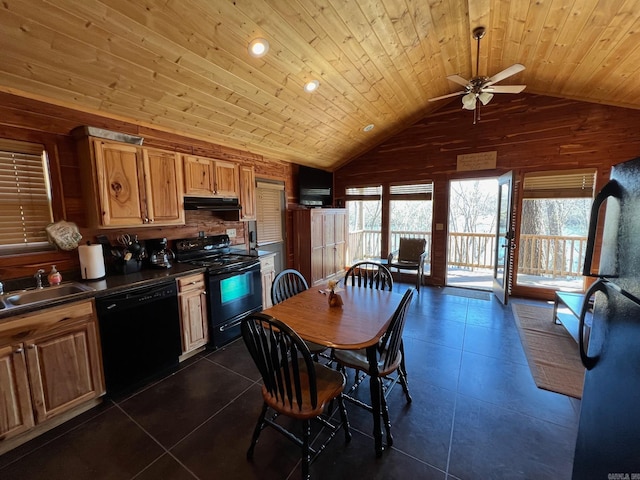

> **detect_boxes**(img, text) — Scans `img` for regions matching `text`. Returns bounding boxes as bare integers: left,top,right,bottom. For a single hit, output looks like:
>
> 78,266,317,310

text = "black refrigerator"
573,157,640,478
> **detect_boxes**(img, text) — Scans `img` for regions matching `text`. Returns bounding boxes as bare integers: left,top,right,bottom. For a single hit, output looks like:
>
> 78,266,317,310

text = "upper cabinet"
78,137,184,228
183,154,239,198
239,165,256,221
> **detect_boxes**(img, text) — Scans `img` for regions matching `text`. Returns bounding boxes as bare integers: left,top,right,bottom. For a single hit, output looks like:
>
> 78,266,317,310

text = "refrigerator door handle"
579,279,609,370
583,179,622,277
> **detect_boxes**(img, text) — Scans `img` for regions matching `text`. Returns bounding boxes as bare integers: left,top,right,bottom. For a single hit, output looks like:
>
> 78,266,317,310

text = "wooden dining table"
261,284,404,456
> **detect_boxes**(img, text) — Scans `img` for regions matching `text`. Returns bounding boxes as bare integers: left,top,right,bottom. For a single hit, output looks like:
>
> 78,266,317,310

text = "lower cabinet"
177,273,209,356
260,253,276,309
0,300,105,446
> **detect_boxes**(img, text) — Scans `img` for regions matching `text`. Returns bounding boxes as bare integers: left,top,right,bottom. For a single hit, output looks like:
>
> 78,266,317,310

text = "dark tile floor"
0,283,580,479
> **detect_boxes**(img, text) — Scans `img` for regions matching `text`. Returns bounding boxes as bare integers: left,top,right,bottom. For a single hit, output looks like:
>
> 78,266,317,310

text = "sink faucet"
35,269,45,289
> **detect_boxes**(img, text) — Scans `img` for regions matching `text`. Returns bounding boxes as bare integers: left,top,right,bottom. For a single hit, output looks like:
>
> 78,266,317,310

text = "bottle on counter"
48,265,62,286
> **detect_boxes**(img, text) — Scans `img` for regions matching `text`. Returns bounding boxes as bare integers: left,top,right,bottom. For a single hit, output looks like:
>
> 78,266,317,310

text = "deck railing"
347,230,587,279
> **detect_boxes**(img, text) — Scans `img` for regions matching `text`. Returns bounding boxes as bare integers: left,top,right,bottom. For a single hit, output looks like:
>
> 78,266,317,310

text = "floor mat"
512,302,584,398
441,287,491,300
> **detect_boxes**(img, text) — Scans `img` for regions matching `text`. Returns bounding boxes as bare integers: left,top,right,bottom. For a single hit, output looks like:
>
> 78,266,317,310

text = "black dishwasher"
95,280,182,395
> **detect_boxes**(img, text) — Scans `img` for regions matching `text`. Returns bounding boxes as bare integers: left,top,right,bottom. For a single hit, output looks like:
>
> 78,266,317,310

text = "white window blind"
256,181,284,245
345,185,382,201
522,169,596,198
0,138,53,253
390,182,433,200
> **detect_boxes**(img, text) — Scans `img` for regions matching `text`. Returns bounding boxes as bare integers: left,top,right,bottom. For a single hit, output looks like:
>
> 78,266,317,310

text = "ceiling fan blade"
428,91,466,102
446,74,470,87
483,85,526,94
486,63,525,86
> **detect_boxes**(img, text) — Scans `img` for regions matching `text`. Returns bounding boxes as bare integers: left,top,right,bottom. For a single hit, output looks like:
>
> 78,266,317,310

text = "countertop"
0,248,276,321
0,263,205,321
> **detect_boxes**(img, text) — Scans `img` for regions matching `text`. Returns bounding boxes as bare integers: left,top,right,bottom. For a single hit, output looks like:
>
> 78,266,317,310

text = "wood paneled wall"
0,92,295,281
335,93,640,290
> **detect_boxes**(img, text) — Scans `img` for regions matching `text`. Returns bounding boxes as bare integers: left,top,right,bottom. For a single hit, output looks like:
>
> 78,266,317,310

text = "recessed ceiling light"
304,80,319,93
248,38,269,58
363,124,375,132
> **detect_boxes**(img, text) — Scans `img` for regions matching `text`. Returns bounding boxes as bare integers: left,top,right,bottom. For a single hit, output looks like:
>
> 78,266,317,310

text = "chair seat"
305,340,328,354
333,348,402,378
389,260,420,269
262,360,346,419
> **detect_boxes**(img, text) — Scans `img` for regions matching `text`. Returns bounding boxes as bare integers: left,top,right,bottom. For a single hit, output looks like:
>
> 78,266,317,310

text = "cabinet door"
143,148,185,225
26,319,104,423
178,274,209,354
179,289,209,353
310,212,325,284
260,255,276,309
0,344,34,441
94,140,144,226
334,211,347,277
183,155,214,196
214,160,239,197
239,165,256,221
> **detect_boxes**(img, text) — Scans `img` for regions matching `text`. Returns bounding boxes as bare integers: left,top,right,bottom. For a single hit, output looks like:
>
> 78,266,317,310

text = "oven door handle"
234,262,260,272
219,318,244,332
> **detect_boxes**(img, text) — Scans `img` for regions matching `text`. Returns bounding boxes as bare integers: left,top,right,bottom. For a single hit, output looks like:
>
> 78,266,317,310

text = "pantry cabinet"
0,300,105,445
292,209,347,287
77,137,184,227
183,154,239,198
177,274,209,356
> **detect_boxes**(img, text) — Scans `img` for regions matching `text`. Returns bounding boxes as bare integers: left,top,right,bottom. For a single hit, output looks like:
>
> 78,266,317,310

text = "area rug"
441,287,490,300
511,303,584,399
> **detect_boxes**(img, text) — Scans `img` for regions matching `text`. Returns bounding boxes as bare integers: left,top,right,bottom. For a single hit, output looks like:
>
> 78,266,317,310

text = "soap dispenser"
48,265,62,286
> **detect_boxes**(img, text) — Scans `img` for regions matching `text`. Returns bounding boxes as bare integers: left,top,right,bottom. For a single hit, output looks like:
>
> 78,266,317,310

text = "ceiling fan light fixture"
248,38,269,58
478,92,494,105
462,93,476,110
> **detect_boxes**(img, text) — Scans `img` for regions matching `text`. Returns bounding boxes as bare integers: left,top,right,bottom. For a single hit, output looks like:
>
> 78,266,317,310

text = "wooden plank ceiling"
1,0,639,170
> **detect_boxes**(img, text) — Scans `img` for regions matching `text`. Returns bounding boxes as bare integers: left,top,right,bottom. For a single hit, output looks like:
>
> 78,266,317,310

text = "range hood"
184,197,242,211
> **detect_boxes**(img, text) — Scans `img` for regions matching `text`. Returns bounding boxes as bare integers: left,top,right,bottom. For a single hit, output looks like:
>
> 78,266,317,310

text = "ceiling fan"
429,26,526,123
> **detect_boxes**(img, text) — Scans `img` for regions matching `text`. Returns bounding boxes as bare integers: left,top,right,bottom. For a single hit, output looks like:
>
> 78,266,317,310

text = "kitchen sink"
3,283,96,307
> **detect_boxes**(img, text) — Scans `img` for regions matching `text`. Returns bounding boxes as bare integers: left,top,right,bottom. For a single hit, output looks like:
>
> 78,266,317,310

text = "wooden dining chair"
271,268,327,357
387,238,427,291
241,313,351,480
333,288,415,449
271,268,310,305
344,261,393,291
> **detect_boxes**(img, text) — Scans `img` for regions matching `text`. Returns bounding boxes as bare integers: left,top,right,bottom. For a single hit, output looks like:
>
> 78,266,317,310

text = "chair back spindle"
345,261,394,291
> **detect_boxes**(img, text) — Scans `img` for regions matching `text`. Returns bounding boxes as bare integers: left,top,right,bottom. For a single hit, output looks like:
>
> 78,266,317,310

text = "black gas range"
174,234,259,272
175,234,262,348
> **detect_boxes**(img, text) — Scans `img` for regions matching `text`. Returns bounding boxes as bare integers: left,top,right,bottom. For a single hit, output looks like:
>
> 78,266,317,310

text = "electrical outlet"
226,228,237,238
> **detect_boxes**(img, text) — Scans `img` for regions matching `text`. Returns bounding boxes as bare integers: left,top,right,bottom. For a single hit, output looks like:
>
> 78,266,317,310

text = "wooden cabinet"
78,137,184,227
177,274,209,356
0,300,105,444
260,253,276,309
0,343,34,441
239,165,256,221
293,209,347,287
183,154,239,198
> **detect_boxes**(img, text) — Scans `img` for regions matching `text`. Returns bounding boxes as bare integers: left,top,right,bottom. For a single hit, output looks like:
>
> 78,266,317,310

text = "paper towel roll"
78,244,106,280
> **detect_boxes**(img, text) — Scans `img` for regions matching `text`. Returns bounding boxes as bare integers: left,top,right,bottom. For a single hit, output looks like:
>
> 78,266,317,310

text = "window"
389,182,433,274
0,138,54,254
517,169,596,290
256,181,284,245
345,185,382,263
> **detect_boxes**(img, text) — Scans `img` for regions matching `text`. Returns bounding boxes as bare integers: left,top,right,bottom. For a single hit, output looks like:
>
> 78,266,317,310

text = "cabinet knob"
14,347,23,354
27,344,36,349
